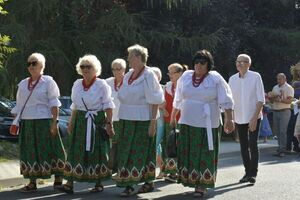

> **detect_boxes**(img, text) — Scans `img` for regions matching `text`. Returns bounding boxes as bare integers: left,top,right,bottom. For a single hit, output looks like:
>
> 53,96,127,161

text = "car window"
0,97,14,109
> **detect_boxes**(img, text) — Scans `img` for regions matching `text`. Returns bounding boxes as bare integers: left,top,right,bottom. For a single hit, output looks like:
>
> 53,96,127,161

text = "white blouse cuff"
103,102,115,110
11,107,20,115
49,98,62,108
220,102,234,110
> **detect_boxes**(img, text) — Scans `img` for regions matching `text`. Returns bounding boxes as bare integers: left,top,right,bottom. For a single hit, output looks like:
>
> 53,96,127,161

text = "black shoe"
239,175,250,183
248,177,256,184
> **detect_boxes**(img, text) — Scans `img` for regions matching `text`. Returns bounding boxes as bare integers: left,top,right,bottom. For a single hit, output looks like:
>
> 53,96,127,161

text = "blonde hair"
168,63,186,73
28,52,46,74
237,54,252,64
127,44,149,64
76,54,102,76
111,58,126,69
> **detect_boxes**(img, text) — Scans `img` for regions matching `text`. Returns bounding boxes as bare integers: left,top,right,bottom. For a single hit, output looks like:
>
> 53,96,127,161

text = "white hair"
237,54,252,64
111,58,126,69
127,44,149,64
28,52,46,73
151,67,162,82
76,54,102,76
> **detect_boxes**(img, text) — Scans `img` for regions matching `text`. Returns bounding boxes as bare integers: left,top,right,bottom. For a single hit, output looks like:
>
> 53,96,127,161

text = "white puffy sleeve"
173,74,185,110
47,77,62,107
214,72,234,110
100,80,115,110
143,69,164,105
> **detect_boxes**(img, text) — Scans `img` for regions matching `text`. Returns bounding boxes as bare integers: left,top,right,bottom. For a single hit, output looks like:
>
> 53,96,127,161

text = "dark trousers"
286,113,300,152
236,119,261,177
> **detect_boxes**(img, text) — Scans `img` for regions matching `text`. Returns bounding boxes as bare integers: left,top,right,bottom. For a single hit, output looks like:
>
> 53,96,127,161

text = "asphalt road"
0,147,299,200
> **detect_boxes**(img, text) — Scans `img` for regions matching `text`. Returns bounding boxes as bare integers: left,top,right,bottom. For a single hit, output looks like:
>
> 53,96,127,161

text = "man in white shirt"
229,54,265,184
268,73,294,157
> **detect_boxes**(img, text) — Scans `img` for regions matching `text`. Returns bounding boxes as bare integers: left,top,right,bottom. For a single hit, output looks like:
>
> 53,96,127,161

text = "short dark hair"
192,49,214,71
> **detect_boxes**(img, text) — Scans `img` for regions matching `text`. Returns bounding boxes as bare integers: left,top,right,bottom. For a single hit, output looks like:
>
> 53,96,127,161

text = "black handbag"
97,124,110,141
166,128,180,158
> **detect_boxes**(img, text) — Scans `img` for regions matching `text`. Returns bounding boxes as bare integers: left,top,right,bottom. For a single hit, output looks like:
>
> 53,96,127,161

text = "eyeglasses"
80,64,93,70
112,67,123,71
194,59,207,65
236,61,249,65
27,61,38,67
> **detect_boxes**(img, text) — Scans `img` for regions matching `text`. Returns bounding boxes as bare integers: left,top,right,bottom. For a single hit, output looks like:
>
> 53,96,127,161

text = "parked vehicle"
0,96,69,140
59,96,72,115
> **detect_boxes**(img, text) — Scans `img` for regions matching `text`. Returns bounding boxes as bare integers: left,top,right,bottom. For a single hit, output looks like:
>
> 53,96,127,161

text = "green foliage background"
0,0,299,98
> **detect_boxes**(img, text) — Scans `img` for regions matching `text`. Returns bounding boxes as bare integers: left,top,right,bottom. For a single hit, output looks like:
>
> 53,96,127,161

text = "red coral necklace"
192,72,207,87
28,75,41,91
114,78,123,91
128,66,145,85
82,76,96,91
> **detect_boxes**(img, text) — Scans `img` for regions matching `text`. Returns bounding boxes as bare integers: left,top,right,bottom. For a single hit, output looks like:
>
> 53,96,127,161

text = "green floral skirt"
63,110,111,182
115,120,156,187
177,124,220,188
19,119,66,179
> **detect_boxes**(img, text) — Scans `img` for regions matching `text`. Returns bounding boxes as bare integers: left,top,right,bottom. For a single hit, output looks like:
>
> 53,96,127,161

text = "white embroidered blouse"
105,77,121,121
11,75,61,119
173,70,234,128
118,66,164,121
70,78,115,111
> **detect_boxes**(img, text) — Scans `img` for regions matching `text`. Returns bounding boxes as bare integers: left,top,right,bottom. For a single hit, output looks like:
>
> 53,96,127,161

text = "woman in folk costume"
161,63,187,182
60,55,115,194
170,50,234,197
116,44,164,197
105,58,126,175
11,53,66,192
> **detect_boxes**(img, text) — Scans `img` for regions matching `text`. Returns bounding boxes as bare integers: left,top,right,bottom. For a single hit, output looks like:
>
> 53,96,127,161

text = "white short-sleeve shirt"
229,70,265,124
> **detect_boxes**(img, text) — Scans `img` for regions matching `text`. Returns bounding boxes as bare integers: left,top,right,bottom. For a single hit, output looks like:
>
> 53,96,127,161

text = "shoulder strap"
19,76,41,118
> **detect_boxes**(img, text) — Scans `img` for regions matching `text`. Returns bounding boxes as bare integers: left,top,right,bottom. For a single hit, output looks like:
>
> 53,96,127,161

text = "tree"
0,0,16,98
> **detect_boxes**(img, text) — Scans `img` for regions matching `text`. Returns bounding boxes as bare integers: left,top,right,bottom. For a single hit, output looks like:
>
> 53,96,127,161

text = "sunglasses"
194,59,207,65
27,61,38,67
236,60,249,65
80,64,93,70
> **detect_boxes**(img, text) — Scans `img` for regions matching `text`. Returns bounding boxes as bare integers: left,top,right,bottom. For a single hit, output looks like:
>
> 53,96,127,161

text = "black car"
0,96,69,140
0,96,16,140
59,96,72,115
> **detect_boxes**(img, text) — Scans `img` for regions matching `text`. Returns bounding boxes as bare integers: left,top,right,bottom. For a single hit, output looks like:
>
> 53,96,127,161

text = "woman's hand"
67,122,73,134
106,123,115,137
170,118,177,128
50,120,59,137
148,119,156,137
224,119,235,134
